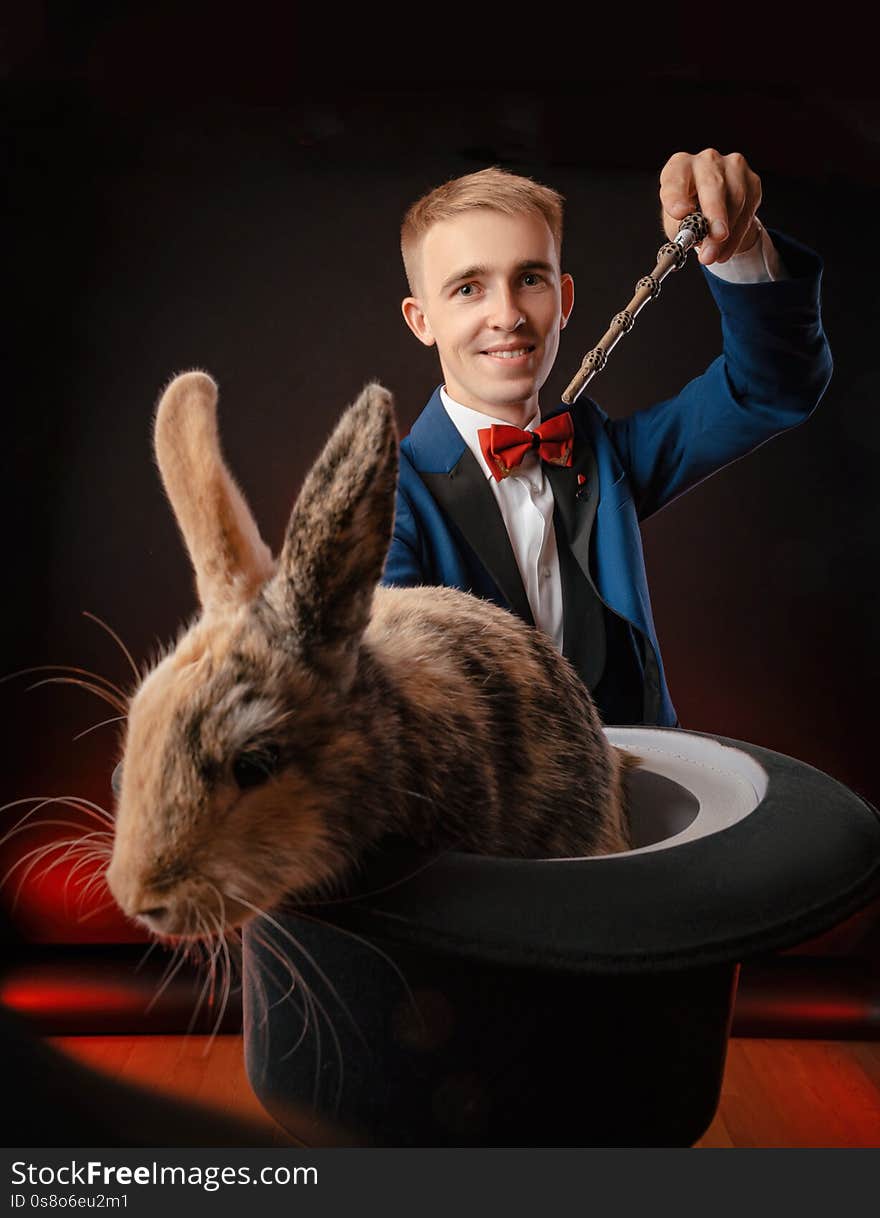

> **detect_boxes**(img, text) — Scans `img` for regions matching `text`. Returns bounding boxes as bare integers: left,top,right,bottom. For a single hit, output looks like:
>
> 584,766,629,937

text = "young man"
381,151,833,727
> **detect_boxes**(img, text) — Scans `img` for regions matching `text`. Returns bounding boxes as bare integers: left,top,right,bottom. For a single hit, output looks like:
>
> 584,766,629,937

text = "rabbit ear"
261,380,398,679
153,371,275,612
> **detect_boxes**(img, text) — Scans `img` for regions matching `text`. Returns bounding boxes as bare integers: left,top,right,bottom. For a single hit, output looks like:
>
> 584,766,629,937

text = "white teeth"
484,347,532,359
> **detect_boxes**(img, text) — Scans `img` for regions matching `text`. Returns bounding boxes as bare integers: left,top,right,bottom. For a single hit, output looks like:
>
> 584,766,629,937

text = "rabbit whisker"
75,852,114,891
228,929,242,984
24,676,127,714
186,911,220,1038
11,837,93,904
151,934,184,989
58,852,96,916
135,939,161,973
5,829,110,875
58,844,113,910
66,852,114,907
244,929,294,1097
0,662,129,702
75,896,120,923
299,846,451,909
82,609,141,683
66,842,114,866
1,814,113,863
252,927,303,1015
2,828,113,906
204,884,236,1047
234,894,364,1056
204,914,226,1009
241,933,272,1088
244,915,338,1105
387,784,433,804
63,794,116,824
0,793,114,831
345,905,422,930
74,879,111,918
145,940,191,1014
219,934,238,1042
0,797,115,850
251,924,339,1110
76,857,114,901
292,907,421,1037
249,929,310,1081
246,928,283,1042
211,930,236,1049
73,713,129,742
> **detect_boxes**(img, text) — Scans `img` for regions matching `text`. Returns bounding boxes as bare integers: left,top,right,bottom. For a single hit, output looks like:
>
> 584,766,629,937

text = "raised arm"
600,151,833,522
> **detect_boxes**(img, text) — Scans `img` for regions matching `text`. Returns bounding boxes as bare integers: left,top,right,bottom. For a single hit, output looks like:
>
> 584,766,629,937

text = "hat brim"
295,727,880,973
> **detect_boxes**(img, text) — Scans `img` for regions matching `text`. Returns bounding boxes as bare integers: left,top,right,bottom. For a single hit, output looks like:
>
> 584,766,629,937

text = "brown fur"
106,372,639,939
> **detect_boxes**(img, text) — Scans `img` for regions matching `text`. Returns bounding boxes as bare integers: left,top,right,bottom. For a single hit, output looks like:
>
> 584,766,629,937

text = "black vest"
553,502,648,726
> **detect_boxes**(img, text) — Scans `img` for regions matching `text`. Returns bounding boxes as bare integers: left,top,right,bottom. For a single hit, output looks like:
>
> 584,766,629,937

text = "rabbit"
105,371,638,941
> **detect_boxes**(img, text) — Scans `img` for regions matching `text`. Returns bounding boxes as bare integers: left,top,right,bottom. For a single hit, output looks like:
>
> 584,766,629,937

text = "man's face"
401,209,574,420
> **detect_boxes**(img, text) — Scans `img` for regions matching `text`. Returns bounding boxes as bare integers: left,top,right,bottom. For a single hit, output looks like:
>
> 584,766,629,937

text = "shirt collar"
439,386,540,482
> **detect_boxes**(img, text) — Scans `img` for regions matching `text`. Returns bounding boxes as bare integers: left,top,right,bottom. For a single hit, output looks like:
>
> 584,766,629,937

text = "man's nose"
489,287,525,331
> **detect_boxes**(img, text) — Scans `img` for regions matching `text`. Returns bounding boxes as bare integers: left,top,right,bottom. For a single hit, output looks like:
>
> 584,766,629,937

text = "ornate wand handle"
561,212,710,406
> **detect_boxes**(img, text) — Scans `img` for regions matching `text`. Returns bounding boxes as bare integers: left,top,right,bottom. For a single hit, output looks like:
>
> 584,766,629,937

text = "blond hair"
400,166,565,296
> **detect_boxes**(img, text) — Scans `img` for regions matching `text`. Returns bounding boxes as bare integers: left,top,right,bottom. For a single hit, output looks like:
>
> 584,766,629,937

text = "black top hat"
243,727,880,1147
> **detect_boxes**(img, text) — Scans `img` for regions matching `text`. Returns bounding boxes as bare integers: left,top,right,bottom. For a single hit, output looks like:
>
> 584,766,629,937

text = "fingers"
659,150,762,264
720,164,763,261
659,152,699,233
717,209,758,264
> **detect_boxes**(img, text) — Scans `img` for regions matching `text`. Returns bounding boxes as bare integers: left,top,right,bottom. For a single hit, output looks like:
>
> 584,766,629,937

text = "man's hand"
659,149,763,266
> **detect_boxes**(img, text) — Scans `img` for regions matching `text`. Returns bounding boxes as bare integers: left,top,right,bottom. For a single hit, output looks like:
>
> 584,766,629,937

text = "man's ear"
560,272,574,329
401,297,436,347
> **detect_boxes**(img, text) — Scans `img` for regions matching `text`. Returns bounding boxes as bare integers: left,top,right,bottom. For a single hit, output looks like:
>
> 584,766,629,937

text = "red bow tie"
477,412,574,482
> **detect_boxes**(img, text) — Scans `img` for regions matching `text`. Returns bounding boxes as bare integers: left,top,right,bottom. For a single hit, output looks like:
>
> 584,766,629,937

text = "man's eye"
523,272,543,286
457,283,477,297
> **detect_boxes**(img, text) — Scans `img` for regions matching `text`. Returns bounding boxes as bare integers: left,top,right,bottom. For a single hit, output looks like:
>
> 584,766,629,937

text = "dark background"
3,6,879,944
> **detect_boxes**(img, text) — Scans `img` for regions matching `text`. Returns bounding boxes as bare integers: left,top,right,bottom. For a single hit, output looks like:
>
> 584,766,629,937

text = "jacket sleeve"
601,228,834,522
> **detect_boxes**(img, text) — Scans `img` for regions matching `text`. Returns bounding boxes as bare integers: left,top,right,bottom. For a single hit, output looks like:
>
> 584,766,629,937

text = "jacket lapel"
544,418,599,587
420,454,535,627
406,387,534,626
543,406,602,666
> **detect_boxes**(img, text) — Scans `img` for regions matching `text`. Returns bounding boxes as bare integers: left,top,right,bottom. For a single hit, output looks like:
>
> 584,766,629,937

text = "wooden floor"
50,1033,880,1148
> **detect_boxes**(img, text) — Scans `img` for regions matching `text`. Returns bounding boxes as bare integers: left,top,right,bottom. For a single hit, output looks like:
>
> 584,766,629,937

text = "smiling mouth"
481,345,536,360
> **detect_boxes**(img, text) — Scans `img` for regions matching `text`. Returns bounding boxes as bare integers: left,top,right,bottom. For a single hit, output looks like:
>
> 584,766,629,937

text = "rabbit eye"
232,745,280,790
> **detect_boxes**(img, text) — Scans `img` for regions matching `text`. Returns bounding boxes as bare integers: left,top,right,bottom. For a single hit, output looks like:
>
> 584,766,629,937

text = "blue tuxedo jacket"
380,229,833,727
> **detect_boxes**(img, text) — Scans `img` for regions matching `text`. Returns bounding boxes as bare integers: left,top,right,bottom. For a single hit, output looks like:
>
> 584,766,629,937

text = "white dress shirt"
440,225,788,651
441,387,567,650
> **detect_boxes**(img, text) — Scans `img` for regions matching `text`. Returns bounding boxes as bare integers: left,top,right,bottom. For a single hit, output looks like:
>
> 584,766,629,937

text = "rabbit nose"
105,863,175,930
136,904,171,931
